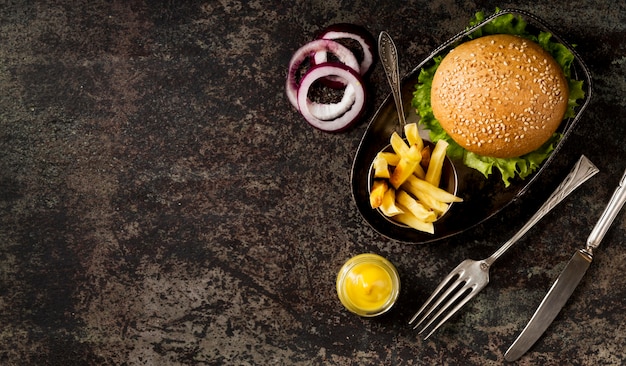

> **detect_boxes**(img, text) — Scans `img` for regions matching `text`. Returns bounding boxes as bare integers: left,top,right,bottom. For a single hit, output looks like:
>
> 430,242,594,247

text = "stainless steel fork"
409,155,598,339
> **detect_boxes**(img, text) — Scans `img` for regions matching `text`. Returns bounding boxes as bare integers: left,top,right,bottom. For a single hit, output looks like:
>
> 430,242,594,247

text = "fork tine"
420,283,480,339
417,281,472,334
409,260,470,327
409,271,463,329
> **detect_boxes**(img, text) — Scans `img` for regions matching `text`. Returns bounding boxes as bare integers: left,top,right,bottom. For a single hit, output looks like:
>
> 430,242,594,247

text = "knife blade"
505,167,626,362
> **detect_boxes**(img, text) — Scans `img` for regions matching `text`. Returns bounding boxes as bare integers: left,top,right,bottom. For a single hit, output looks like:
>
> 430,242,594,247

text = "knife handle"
586,168,626,252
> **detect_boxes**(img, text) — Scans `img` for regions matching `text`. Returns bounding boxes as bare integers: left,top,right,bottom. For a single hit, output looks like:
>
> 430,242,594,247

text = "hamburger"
431,34,568,158
412,11,585,186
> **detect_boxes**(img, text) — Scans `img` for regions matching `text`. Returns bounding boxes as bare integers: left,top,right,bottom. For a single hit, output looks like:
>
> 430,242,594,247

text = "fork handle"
484,155,599,266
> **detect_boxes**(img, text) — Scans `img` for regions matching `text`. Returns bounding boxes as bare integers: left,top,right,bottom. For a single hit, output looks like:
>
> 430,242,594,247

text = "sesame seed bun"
430,34,569,158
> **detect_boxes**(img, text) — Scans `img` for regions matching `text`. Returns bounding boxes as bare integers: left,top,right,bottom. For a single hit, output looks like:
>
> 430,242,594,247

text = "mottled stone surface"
1,1,625,365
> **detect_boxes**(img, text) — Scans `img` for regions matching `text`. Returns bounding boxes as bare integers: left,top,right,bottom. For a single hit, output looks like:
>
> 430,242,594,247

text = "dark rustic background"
1,1,624,365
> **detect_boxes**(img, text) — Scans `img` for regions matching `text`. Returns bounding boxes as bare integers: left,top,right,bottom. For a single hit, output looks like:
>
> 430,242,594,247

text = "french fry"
390,132,410,156
405,174,463,203
373,155,390,178
390,135,422,189
396,190,437,222
379,152,400,166
380,187,404,216
369,180,388,209
401,182,449,214
420,145,431,169
369,122,463,234
425,140,449,187
413,161,426,180
390,144,421,189
393,206,435,234
404,123,424,151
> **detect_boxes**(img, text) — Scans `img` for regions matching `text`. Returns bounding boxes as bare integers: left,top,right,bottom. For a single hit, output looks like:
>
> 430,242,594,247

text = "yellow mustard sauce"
336,253,400,317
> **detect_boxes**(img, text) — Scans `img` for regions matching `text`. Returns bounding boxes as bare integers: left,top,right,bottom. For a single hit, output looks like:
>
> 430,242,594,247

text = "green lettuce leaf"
468,9,530,38
567,79,585,118
411,10,585,187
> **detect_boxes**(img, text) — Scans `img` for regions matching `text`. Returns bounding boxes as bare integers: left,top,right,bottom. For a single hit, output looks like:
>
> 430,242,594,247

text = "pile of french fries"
369,123,463,234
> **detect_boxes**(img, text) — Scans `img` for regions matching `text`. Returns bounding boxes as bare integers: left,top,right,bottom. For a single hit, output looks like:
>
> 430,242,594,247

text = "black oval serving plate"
351,9,593,243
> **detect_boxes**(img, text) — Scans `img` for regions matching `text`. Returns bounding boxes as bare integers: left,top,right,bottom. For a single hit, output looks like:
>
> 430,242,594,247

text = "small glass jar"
336,253,400,317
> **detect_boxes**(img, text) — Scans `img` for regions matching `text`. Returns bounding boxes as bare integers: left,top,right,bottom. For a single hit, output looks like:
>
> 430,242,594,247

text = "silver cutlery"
505,166,626,361
378,31,407,131
409,155,599,339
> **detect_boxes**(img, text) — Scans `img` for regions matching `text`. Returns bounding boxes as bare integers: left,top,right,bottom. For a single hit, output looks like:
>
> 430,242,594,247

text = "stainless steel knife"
505,167,626,362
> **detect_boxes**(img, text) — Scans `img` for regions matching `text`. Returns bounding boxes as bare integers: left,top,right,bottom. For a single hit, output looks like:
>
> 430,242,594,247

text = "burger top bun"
430,34,569,158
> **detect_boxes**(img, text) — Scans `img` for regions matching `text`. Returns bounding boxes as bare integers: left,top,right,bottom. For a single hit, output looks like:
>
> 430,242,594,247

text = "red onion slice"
307,83,356,121
297,62,366,132
312,23,376,87
286,39,359,112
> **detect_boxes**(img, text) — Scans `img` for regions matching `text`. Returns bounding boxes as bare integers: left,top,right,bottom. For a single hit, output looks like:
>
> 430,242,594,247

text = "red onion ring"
307,83,356,121
297,62,366,132
312,23,376,87
286,39,359,112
